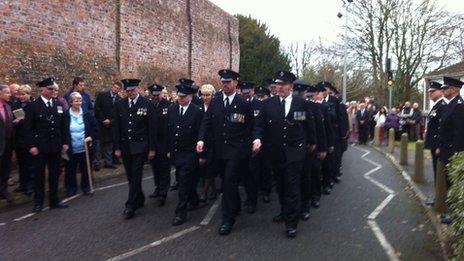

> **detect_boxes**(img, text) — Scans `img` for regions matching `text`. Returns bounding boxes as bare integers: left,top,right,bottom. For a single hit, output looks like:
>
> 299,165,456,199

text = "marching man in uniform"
113,79,157,219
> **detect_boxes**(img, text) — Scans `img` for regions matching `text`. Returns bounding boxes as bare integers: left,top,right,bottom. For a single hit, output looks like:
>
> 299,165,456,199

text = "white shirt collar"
40,96,52,106
180,102,190,112
128,94,140,105
223,92,236,103
436,97,446,104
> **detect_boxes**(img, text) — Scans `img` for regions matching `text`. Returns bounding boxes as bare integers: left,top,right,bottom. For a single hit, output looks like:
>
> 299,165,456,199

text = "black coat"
24,97,69,153
113,96,157,155
153,98,172,154
356,109,370,125
198,93,253,160
0,102,14,155
319,102,334,149
439,95,464,162
12,100,31,149
167,103,204,165
425,99,447,150
324,96,342,139
94,91,121,143
64,109,98,154
308,101,327,152
253,96,316,163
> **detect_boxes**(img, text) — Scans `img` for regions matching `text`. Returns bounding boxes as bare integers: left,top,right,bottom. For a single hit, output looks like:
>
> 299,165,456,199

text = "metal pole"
388,86,392,109
342,4,348,104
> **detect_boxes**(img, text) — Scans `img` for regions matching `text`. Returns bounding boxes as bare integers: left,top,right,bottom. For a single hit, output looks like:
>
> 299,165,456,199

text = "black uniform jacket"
113,96,157,155
439,95,464,162
253,95,316,163
153,98,172,154
167,103,204,165
425,98,447,150
198,93,253,160
24,97,68,154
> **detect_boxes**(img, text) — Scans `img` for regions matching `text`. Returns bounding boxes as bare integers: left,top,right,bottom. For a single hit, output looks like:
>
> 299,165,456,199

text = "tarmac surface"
0,145,444,261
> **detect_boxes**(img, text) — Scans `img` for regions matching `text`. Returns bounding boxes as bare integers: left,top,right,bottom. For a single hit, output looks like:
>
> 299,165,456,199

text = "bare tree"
287,41,318,78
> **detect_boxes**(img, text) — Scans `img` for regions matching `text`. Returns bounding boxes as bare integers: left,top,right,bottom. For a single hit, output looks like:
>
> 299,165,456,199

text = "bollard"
400,133,408,165
388,128,395,153
374,126,380,146
413,140,425,183
434,160,448,213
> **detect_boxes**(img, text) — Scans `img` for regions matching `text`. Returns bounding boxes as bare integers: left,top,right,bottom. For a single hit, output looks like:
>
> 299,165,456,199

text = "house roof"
425,60,464,79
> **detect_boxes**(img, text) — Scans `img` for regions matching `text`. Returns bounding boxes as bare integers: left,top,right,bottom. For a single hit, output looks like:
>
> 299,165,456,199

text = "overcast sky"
209,0,464,46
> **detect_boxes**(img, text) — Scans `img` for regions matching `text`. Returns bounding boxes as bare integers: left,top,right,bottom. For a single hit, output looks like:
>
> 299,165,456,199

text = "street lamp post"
339,0,353,104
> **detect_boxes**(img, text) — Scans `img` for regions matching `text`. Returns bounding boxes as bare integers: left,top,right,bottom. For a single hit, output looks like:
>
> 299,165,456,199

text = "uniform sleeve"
305,105,317,145
314,109,327,152
198,102,212,143
112,102,121,150
23,103,35,149
94,92,104,122
324,108,334,148
252,103,265,141
147,101,157,151
453,105,464,153
60,103,69,146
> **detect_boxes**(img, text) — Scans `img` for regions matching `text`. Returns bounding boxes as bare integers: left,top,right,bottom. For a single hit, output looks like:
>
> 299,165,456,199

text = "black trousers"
257,153,272,196
310,156,322,201
16,147,34,192
122,153,146,210
174,153,199,214
322,152,334,187
243,155,257,206
33,151,62,206
213,158,242,223
301,152,314,212
64,152,90,194
332,138,342,178
150,153,171,197
0,146,13,199
430,148,438,186
358,125,369,143
273,160,303,228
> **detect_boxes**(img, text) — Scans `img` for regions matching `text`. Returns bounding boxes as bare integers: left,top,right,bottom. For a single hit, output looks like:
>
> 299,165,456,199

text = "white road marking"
7,176,153,225
106,226,200,261
353,145,400,261
368,221,401,261
200,194,222,226
0,222,6,226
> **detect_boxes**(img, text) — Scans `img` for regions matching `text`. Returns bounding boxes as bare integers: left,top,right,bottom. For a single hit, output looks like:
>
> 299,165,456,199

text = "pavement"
0,146,445,261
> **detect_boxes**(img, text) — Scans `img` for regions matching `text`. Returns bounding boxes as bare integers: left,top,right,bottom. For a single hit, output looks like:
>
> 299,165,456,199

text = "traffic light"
387,70,394,86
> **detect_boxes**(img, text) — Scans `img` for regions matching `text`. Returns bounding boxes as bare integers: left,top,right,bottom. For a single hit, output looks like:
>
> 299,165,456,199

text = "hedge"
447,152,464,259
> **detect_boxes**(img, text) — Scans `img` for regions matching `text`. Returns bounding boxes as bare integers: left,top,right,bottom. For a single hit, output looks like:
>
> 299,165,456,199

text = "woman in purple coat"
385,107,400,140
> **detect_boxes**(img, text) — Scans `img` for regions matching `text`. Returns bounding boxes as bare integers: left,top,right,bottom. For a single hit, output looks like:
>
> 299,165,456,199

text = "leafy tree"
236,15,290,84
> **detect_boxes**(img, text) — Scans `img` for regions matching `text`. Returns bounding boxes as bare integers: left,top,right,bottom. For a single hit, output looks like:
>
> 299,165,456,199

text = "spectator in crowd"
347,101,358,144
94,82,122,168
162,89,169,100
8,83,20,105
399,101,414,136
356,103,370,144
64,77,93,113
0,85,14,204
198,84,217,202
12,84,34,196
367,103,378,141
385,107,400,140
170,91,178,103
374,106,387,145
64,92,98,196
410,102,422,141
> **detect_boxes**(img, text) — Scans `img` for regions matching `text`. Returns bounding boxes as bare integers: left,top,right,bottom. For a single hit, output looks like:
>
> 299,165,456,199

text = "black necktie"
180,107,184,116
47,101,51,108
130,99,134,108
281,99,286,116
225,97,230,108
112,94,116,104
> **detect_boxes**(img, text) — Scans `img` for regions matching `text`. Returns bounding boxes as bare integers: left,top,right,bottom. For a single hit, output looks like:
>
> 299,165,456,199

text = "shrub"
447,152,464,258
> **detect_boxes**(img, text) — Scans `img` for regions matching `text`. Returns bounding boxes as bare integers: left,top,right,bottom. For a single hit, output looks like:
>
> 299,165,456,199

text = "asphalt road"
0,146,444,261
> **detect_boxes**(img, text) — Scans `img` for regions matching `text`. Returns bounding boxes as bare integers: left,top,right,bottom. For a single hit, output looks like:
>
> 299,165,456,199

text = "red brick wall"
0,0,239,94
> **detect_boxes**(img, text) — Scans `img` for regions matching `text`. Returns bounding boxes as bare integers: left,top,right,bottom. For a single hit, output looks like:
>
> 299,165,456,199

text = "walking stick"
84,140,95,195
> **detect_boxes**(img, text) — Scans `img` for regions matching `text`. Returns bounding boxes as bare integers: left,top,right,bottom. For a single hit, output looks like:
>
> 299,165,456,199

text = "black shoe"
66,191,77,197
246,204,256,214
329,182,334,188
104,164,117,169
311,200,320,208
208,191,218,201
170,183,178,191
187,203,199,211
272,213,284,223
199,195,207,204
425,197,435,206
301,211,310,221
262,195,270,203
157,198,166,207
218,223,233,235
93,165,101,172
50,202,69,209
322,187,331,195
286,228,297,238
83,190,92,196
123,208,135,220
172,214,187,226
32,205,43,213
334,176,341,183
149,191,160,199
